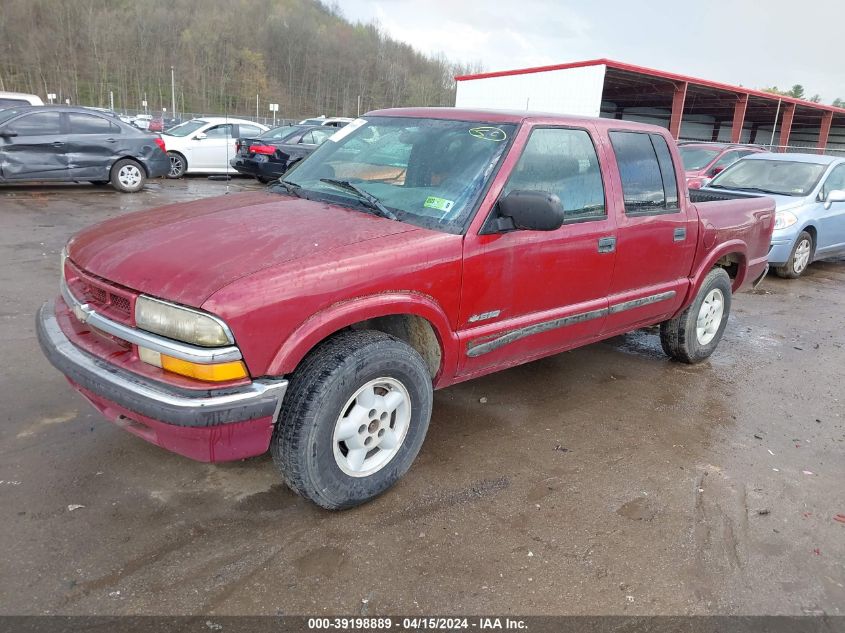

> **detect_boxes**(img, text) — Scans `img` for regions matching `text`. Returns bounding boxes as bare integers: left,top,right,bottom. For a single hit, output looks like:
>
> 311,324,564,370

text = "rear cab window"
609,131,680,215
67,112,120,134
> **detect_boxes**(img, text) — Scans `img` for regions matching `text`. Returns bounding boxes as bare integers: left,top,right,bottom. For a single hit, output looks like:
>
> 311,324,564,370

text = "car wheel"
774,231,813,279
271,330,433,510
110,159,146,193
660,267,732,364
167,152,187,179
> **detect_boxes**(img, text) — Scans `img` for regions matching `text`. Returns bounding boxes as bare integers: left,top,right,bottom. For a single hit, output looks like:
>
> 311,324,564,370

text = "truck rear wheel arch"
714,251,746,286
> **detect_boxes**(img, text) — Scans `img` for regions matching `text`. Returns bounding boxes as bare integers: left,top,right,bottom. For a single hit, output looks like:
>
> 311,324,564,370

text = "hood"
68,191,420,306
701,188,810,213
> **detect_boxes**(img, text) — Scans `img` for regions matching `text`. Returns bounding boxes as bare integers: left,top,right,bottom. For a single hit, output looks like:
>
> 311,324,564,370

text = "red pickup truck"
38,108,775,509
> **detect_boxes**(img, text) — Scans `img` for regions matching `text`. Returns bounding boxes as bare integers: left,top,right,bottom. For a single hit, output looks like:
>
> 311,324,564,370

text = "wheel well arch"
714,250,746,284
266,295,457,384
113,156,149,177
802,224,818,250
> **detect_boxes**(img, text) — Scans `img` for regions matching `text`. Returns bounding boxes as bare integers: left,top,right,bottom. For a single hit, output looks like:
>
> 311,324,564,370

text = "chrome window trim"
61,280,242,364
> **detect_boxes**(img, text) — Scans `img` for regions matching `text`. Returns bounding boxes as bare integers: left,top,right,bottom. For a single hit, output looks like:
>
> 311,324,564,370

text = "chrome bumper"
37,300,288,428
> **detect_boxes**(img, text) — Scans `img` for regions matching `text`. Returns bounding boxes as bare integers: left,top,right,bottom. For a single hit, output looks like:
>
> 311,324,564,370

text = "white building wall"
455,65,606,117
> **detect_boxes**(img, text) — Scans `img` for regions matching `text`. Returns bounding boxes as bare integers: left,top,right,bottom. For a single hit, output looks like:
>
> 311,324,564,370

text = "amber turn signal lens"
138,347,248,382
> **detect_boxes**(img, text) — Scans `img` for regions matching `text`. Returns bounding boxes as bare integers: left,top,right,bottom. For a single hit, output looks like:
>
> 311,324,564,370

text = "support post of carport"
669,81,688,139
778,103,796,152
731,94,748,143
817,111,833,154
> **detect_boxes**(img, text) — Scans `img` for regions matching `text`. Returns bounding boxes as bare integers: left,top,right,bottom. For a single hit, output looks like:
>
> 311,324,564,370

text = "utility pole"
256,94,259,121
357,94,361,117
109,90,114,112
170,66,176,120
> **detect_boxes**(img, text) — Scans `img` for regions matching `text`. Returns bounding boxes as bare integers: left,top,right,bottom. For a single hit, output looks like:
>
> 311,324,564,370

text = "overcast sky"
337,0,845,103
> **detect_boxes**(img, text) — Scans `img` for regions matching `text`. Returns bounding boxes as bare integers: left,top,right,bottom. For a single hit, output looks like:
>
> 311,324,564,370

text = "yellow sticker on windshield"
469,126,507,141
424,196,454,212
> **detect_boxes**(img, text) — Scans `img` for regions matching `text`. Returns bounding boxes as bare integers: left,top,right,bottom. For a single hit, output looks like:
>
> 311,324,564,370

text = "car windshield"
259,125,301,141
163,120,207,136
709,159,828,196
0,107,28,125
275,116,516,234
679,146,720,170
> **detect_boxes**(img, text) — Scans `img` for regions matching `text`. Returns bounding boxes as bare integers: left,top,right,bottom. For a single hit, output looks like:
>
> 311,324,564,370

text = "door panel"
65,112,120,179
458,125,616,376
602,131,696,332
0,111,67,180
192,124,235,170
816,164,845,253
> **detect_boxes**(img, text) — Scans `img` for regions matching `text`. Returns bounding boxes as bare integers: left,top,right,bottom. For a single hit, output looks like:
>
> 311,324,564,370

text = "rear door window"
610,131,680,214
502,127,606,222
68,112,118,134
8,111,62,135
239,124,263,137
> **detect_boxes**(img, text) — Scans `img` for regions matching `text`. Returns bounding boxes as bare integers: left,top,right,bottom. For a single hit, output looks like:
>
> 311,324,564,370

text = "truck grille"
65,260,137,325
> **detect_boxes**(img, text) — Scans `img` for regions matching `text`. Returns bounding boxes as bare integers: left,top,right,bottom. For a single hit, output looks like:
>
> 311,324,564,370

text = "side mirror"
495,190,565,232
824,189,845,209
710,165,725,177
194,132,207,140
0,130,18,138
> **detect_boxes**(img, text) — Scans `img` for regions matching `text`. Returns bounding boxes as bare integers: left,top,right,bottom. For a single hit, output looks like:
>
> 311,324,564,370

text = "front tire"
167,152,187,179
660,267,732,364
774,231,813,279
110,159,146,193
271,330,433,510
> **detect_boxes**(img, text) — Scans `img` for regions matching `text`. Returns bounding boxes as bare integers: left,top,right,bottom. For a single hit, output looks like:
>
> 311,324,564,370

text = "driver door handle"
597,236,616,253
51,141,64,147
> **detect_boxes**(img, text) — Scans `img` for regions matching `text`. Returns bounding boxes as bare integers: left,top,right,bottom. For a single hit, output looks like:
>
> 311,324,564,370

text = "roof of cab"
364,107,670,133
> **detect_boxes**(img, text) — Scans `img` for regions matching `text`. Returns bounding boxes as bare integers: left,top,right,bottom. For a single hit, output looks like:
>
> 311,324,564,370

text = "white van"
0,92,44,108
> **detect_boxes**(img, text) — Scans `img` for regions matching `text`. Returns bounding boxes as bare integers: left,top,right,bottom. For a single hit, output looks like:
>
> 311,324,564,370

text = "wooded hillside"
0,0,478,118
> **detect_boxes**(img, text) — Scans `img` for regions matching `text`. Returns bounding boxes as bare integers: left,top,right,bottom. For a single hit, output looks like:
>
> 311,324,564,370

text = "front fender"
265,291,459,385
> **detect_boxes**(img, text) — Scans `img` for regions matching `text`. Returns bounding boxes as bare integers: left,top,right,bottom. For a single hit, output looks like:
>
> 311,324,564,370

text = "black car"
0,106,170,192
230,124,333,183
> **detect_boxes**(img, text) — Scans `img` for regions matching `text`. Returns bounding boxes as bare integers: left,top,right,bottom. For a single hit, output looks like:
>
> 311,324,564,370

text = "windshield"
0,107,28,125
709,159,827,196
163,120,207,137
259,125,301,141
276,116,516,234
679,146,720,171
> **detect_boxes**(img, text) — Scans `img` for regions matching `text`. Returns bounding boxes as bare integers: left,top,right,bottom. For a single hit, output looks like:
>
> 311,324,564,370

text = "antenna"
225,107,230,195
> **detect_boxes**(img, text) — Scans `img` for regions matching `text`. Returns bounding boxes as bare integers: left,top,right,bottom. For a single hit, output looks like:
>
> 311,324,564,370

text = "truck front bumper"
37,300,288,462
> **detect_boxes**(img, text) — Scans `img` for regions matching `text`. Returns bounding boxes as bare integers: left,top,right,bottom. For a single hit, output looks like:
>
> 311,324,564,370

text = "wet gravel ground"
0,178,843,615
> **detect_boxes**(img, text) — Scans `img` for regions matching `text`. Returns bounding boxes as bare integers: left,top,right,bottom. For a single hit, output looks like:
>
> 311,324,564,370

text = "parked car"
0,91,44,109
131,114,152,130
0,105,169,192
37,108,774,509
698,152,845,278
230,124,334,183
678,142,765,189
162,117,269,178
299,115,354,127
148,115,164,132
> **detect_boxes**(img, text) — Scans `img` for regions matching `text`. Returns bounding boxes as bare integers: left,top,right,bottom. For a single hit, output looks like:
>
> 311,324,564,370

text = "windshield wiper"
723,186,793,196
273,178,305,198
319,178,398,221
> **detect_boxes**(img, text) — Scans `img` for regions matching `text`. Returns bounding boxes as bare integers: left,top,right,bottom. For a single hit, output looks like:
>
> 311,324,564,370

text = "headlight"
774,211,798,230
135,295,232,347
60,247,68,280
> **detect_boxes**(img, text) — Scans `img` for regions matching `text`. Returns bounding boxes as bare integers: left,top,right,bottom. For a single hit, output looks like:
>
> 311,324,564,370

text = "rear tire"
271,330,433,510
660,268,732,364
110,159,146,193
167,152,187,179
774,231,813,279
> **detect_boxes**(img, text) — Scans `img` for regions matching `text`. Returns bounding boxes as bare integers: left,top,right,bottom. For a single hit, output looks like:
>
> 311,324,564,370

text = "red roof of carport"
454,58,845,116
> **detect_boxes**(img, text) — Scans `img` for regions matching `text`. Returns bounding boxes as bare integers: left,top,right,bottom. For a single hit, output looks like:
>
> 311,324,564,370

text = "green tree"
788,84,805,99
834,98,844,108
808,94,821,103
